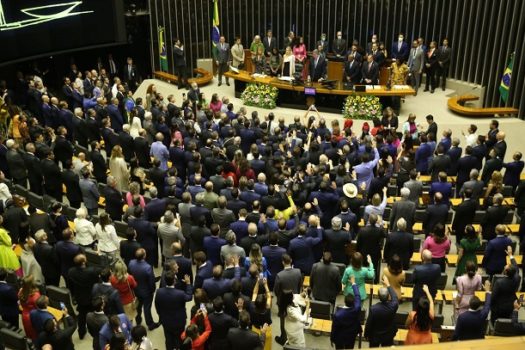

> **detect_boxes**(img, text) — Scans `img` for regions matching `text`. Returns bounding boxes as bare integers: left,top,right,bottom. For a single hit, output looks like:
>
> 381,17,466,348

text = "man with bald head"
23,142,43,195
240,222,267,256
365,276,399,347
412,249,441,310
150,132,169,170
494,131,507,160
203,181,219,209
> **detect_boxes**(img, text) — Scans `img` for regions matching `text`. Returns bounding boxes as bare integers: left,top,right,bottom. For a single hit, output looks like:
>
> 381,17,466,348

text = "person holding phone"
181,308,212,350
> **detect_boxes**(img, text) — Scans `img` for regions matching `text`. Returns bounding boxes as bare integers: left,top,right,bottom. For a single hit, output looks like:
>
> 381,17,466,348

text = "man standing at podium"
344,54,361,84
332,31,347,58
309,50,327,82
362,55,379,85
214,36,231,86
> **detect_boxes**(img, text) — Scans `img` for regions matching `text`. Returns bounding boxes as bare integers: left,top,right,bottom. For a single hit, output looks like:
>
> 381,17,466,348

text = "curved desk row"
448,94,519,117
153,68,213,86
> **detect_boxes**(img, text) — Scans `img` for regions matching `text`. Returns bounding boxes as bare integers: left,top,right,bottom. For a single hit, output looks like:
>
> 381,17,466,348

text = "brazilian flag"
499,53,514,103
158,26,168,72
211,0,220,59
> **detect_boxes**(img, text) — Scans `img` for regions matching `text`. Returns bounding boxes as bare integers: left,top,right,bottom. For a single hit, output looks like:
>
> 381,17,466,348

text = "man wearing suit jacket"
483,225,513,276
503,152,524,190
166,242,194,287
356,214,386,283
33,230,61,286
273,254,303,345
55,229,82,286
86,297,108,350
407,40,424,95
261,233,286,289
389,188,416,232
106,98,124,133
173,39,187,89
227,311,267,350
370,42,386,66
430,172,453,205
309,50,327,82
23,143,43,195
482,149,503,184
129,207,159,267
103,176,124,221
79,168,100,216
424,41,439,93
384,218,414,270
310,252,342,304
133,130,151,169
120,228,141,267
362,55,379,85
446,139,462,175
391,33,409,61
204,225,227,266
193,252,214,290
123,57,138,92
36,311,77,350
208,296,239,350
415,134,433,174
0,267,19,328
451,190,477,242
343,55,362,84
129,249,159,330
494,131,507,161
457,148,479,194
288,224,323,275
437,38,451,90
214,36,231,86
89,141,107,184
61,160,82,208
67,254,101,339
365,277,399,347
118,125,135,162
98,314,132,350
459,169,485,201
429,145,451,182
412,250,441,310
481,195,509,241
6,139,28,186
263,30,277,56
317,33,329,57
403,170,423,204
490,256,520,323
424,193,449,235
92,268,124,316
203,265,239,300
453,287,492,340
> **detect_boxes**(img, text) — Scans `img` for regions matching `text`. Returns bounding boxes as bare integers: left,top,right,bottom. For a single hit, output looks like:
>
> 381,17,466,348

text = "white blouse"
74,218,97,246
95,223,120,253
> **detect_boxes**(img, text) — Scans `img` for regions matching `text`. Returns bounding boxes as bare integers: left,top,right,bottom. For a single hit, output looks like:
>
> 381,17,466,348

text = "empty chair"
310,300,332,320
503,210,514,224
13,184,28,198
42,195,55,212
26,192,44,210
403,271,414,287
493,318,518,336
413,238,422,252
502,186,513,197
481,274,490,285
436,273,448,290
475,240,488,255
63,205,77,221
415,209,426,223
387,185,398,197
85,248,112,270
431,314,444,332
473,210,486,224
0,328,33,350
383,207,392,221
114,220,128,238
45,285,76,318
395,311,409,329
90,214,100,225
491,274,506,287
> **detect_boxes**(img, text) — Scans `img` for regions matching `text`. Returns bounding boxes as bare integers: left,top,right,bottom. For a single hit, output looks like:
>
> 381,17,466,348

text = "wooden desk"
448,94,519,117
224,70,416,97
153,68,213,86
394,328,439,344
303,276,310,287
507,224,520,234
306,318,332,334
419,176,457,183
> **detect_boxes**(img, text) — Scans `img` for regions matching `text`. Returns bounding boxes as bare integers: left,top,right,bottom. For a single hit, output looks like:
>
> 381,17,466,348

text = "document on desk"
277,76,294,81
393,85,411,89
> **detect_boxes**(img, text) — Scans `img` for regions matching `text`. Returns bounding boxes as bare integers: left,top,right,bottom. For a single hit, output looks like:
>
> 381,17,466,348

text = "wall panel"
149,0,525,117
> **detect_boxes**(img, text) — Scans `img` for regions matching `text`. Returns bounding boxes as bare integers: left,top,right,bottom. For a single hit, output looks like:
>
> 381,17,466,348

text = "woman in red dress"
18,275,41,339
110,260,138,322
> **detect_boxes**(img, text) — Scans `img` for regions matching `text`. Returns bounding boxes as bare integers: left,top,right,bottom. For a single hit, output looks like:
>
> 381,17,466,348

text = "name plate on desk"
393,85,411,89
277,76,294,81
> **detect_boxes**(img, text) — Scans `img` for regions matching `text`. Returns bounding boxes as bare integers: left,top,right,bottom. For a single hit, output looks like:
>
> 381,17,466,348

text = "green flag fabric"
211,0,220,59
499,53,513,103
158,26,168,72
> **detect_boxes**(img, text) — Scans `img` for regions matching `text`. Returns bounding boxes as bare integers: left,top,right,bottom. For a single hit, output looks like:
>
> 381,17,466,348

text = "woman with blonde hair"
109,145,129,191
145,84,158,111
18,275,41,339
483,170,503,208
95,212,120,259
281,46,296,77
110,260,138,321
126,182,146,208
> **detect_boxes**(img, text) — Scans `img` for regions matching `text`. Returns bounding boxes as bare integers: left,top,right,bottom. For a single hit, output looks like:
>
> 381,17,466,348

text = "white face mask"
322,36,326,41
399,37,404,42
337,35,342,39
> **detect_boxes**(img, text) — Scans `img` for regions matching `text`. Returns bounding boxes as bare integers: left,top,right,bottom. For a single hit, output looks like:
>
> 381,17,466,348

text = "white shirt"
0,183,12,205
95,223,120,253
465,133,478,147
74,218,97,246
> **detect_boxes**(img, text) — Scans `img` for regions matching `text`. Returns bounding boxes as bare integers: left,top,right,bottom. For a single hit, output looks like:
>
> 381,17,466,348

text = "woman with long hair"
180,309,212,350
95,212,120,259
482,170,503,208
382,255,406,300
235,158,255,181
209,93,222,115
126,182,146,208
18,275,41,339
421,223,451,272
454,261,483,320
454,225,482,279
342,252,375,301
405,284,435,344
280,289,310,347
244,244,269,278
250,278,272,350
109,145,130,192
145,84,158,111
281,46,296,77
110,260,138,322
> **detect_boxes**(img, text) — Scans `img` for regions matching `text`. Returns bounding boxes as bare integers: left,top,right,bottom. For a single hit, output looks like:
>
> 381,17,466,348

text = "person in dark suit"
128,248,159,330
365,276,399,347
193,251,214,290
23,143,43,195
412,249,441,310
384,218,414,270
92,268,125,316
503,152,524,190
155,270,193,350
429,145,451,182
343,54,361,84
72,110,89,148
214,36,231,86
67,254,101,339
423,193,449,236
490,255,520,323
117,125,135,162
103,176,124,221
61,160,82,209
53,126,74,167
33,230,61,286
361,55,379,85
208,296,239,350
453,285,491,340
389,188,416,232
459,169,485,202
451,189,477,242
493,132,507,161
415,134,433,174
288,224,323,275
273,254,303,345
166,241,194,286
424,41,439,93
0,267,19,328
310,252,342,304
36,310,77,350
133,130,152,169
261,233,287,289
55,229,82,286
89,141,107,184
86,297,109,350
98,314,132,350
227,310,267,350
41,151,63,202
483,225,513,276
511,300,525,334
324,216,352,265
356,214,386,283
332,31,347,57
482,149,503,185
481,195,509,241
106,98,124,133
203,224,227,266
391,33,409,61
309,50,327,82
173,39,187,89
331,277,362,349
123,57,138,92
446,138,462,175
203,265,239,300
263,30,277,56
5,139,28,186
129,207,159,267
119,228,141,267
370,42,386,66
456,147,479,192
429,172,453,205
437,38,451,90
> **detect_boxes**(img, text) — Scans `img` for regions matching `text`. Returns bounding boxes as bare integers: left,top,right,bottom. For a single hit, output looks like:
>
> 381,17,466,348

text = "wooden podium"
327,61,344,81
